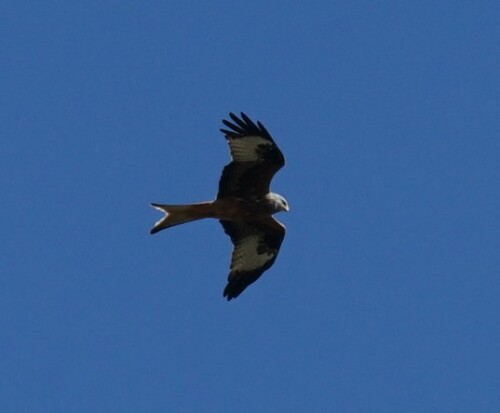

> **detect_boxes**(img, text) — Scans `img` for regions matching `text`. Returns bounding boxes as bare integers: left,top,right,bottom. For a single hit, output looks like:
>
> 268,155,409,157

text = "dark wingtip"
221,114,246,136
240,112,251,123
223,283,243,301
223,290,236,301
257,120,270,136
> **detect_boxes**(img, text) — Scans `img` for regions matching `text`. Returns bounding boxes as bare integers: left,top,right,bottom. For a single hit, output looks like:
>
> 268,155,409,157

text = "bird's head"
269,192,290,213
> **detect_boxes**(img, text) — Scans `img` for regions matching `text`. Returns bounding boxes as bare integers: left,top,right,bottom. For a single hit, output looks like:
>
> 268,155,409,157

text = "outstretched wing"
218,112,285,199
220,217,286,300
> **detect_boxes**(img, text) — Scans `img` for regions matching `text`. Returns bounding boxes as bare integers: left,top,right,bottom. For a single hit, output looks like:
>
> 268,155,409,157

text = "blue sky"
2,1,499,412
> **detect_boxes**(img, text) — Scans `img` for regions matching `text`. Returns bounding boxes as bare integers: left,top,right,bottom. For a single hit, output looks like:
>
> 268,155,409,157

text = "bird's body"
150,113,288,300
151,192,287,231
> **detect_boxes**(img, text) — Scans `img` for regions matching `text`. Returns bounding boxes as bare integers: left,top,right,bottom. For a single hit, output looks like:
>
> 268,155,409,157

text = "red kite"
150,113,288,300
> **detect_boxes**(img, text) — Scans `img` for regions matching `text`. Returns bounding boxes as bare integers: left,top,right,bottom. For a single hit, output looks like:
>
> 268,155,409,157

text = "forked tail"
150,202,215,234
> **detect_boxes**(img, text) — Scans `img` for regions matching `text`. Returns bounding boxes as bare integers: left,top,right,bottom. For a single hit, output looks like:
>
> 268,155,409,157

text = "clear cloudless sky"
2,1,499,412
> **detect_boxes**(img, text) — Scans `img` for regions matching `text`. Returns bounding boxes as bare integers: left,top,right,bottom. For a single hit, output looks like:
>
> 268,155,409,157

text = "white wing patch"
231,235,275,272
228,136,273,162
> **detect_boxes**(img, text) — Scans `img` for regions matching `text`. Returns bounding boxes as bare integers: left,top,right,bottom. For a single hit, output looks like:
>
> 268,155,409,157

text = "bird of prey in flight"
150,112,289,301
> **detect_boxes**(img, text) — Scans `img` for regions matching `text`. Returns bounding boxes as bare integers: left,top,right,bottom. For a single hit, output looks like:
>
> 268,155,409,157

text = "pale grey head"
268,192,290,213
